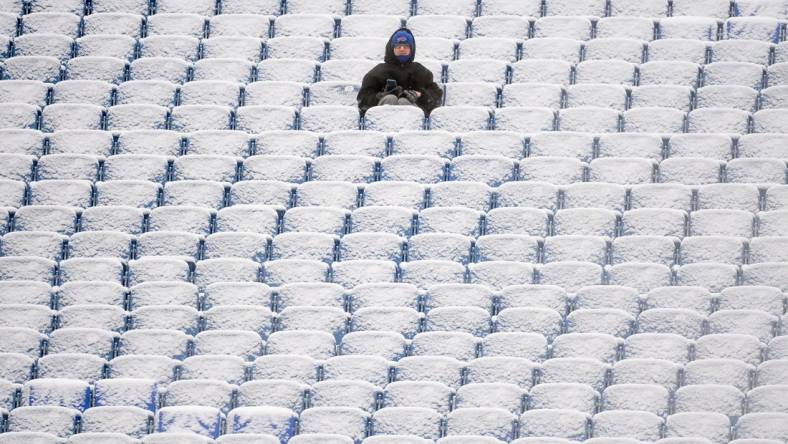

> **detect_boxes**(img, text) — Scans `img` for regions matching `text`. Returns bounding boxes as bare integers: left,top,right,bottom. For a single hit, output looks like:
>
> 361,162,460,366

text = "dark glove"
401,89,420,103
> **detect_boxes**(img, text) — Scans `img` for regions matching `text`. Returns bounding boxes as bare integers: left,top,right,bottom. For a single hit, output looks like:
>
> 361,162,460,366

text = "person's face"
393,44,411,57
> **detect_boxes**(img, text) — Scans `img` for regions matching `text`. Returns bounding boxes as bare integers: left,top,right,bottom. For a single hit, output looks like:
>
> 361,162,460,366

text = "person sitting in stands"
356,28,443,116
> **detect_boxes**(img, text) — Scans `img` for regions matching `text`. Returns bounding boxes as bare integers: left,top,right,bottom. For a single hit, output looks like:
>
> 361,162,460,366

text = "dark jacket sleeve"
414,66,443,116
357,65,385,116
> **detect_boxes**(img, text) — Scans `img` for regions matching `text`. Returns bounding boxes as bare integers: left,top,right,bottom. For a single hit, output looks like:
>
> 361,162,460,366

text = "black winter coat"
356,28,443,116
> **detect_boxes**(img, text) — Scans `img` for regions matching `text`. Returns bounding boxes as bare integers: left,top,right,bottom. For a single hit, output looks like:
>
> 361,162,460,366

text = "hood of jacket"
384,28,416,65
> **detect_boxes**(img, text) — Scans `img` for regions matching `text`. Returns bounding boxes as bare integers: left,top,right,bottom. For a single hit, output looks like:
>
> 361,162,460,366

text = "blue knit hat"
391,29,414,63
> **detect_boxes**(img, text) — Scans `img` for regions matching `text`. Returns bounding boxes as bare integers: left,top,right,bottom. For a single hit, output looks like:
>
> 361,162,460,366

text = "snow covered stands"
1,0,788,442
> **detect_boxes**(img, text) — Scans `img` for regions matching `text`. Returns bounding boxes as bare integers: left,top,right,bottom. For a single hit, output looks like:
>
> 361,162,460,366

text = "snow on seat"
80,206,145,234
0,303,54,332
12,205,79,235
456,38,518,63
239,155,307,184
0,80,49,107
636,308,706,339
675,266,738,300
264,36,326,62
586,38,647,64
381,380,452,415
593,411,664,441
45,129,112,158
138,35,200,62
455,383,525,415
282,206,348,235
271,231,337,262
82,12,144,36
751,235,788,263
596,17,656,40
176,81,241,108
0,153,34,182
369,407,442,440
164,379,236,413
312,379,381,412
443,408,516,441
200,37,264,64
148,206,212,235
531,17,591,41
0,103,38,131
696,332,766,365
622,107,686,134
41,103,105,132
0,281,52,306
448,155,514,187
1,56,61,83
277,306,347,340
169,105,232,132
501,83,562,108
660,157,724,185
602,384,669,416
7,405,80,437
80,406,153,438
658,17,720,41
299,407,370,441
443,82,498,108
251,60,316,85
0,432,61,444
566,308,636,338
236,379,309,413
337,15,400,39
339,232,405,261
681,236,746,265
37,153,100,181
639,61,701,88
710,40,769,67
688,209,755,237
126,257,191,286
130,304,199,333
667,134,733,162
252,131,317,158
470,16,529,41
559,107,621,133
154,406,223,439
444,60,504,85
129,57,191,84
484,207,550,237
206,16,269,39
75,35,135,62
542,235,606,265
106,104,169,131
727,158,786,186
58,303,127,331
0,128,45,156
703,62,766,90
517,409,590,440
171,155,239,183
145,12,206,38
687,108,751,134
630,85,693,111
566,84,628,111
670,413,743,444
235,105,298,132
649,36,709,59
527,382,598,414
612,358,682,389
262,257,330,284
493,107,556,133
307,81,361,108
59,257,125,283
624,333,692,363
11,33,72,63
575,60,636,86
300,105,360,132
228,180,294,208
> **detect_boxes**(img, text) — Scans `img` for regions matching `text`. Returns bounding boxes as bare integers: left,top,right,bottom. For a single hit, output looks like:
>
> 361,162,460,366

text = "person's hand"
402,89,421,103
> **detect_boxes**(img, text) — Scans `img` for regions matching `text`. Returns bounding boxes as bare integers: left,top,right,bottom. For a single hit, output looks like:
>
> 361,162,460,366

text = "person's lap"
378,94,414,106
